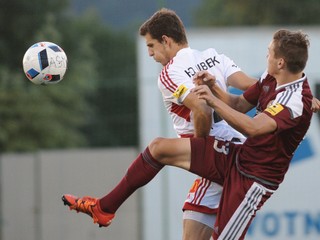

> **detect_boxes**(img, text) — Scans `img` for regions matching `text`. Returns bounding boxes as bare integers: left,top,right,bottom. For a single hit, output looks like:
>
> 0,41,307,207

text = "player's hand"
193,70,216,89
311,97,320,113
192,84,216,108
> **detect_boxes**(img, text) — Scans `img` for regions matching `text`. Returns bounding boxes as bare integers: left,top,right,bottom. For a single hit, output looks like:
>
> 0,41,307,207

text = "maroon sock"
99,147,164,213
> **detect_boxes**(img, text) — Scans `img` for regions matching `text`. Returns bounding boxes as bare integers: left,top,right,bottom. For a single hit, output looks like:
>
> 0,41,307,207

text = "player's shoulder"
198,47,223,58
277,75,312,117
165,48,193,71
175,47,220,59
282,75,309,93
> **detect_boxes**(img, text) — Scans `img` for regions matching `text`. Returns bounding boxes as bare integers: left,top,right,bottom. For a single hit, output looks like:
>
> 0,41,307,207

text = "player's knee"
148,137,166,160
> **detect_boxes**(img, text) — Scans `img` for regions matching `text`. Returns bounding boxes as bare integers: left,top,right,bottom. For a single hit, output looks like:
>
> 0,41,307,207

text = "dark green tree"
0,0,94,151
62,10,138,147
194,0,320,26
0,0,137,152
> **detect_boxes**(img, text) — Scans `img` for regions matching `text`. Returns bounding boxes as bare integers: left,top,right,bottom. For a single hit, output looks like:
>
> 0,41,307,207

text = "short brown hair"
273,29,310,74
139,8,188,45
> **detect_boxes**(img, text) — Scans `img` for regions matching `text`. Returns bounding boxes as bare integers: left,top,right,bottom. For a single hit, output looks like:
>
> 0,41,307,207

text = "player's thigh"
183,218,213,240
148,137,191,170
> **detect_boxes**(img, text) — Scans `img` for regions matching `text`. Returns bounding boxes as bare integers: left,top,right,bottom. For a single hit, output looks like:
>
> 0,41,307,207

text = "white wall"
138,26,320,240
0,148,140,240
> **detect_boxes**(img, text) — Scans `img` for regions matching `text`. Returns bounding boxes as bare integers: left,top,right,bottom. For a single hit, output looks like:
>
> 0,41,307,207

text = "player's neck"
170,43,188,59
276,71,304,87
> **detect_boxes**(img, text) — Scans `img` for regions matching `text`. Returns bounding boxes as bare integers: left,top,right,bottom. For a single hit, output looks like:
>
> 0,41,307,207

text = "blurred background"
0,0,320,239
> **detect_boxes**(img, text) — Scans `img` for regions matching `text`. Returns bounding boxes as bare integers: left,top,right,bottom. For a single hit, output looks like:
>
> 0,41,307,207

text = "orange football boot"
62,194,115,227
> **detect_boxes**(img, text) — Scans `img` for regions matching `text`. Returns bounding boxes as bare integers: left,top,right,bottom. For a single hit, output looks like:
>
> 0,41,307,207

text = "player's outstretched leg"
61,145,164,227
62,138,191,227
62,194,115,227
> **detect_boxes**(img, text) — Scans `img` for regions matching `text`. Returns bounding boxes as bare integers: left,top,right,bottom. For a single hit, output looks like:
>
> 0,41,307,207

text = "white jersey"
158,47,245,141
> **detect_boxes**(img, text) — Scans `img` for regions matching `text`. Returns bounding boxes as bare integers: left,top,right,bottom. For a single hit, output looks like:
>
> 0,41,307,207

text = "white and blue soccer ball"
22,41,68,85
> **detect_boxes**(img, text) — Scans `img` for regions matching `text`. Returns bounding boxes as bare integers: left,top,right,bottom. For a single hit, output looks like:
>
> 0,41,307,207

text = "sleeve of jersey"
243,81,261,106
263,92,304,132
158,64,194,105
243,70,268,105
220,53,242,79
263,104,299,133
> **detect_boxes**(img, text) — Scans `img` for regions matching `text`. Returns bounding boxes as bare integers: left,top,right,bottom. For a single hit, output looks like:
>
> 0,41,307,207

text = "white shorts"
183,178,222,213
183,210,217,229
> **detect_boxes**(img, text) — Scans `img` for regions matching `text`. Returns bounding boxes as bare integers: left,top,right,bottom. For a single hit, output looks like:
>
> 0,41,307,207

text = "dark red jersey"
238,72,313,187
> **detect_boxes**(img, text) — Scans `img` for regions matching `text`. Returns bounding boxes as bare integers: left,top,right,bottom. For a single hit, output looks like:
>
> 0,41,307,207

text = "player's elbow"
244,114,278,137
242,123,276,138
243,127,261,138
194,105,213,124
197,101,213,116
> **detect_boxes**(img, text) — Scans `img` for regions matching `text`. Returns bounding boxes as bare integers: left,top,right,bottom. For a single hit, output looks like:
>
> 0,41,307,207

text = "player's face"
267,41,279,76
144,33,171,66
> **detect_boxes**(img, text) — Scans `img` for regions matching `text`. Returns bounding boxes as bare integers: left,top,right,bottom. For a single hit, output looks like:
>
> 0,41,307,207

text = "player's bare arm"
226,73,320,114
193,71,253,113
193,84,277,137
227,71,257,91
182,91,212,137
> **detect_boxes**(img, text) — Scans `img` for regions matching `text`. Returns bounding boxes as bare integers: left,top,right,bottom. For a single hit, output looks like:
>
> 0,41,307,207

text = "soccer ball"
22,41,68,85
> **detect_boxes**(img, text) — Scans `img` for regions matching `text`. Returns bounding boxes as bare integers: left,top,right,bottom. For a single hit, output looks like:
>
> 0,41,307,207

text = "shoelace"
72,198,99,223
67,196,114,227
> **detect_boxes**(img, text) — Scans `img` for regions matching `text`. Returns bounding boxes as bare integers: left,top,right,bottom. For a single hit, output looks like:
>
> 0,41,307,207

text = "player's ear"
161,35,170,45
278,58,286,69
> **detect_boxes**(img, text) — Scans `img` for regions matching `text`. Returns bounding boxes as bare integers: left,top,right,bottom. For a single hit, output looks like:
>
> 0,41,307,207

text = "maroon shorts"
190,136,274,239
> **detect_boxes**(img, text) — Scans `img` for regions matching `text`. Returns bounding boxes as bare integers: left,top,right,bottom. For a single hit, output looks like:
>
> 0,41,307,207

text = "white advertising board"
138,26,320,240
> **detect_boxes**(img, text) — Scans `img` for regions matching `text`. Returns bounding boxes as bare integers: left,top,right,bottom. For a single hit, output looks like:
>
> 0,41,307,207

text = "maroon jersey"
238,72,313,187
